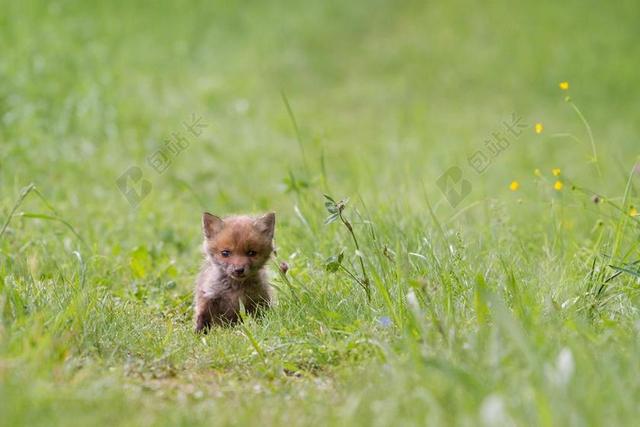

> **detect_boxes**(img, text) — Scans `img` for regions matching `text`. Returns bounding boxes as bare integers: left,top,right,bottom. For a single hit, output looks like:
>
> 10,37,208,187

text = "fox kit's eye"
246,250,257,257
221,250,231,257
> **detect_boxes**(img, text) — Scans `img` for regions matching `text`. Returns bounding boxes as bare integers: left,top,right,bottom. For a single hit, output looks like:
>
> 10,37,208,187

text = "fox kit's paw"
194,309,211,333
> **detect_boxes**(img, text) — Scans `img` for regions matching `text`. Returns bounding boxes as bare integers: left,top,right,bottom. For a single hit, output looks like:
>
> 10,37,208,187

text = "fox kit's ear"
254,212,275,240
202,212,224,239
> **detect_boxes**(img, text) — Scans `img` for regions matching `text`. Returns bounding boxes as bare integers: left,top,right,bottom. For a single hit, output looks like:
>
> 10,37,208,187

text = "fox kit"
194,212,275,331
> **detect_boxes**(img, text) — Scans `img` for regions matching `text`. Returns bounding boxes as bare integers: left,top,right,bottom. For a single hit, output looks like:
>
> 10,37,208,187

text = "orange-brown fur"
194,212,275,331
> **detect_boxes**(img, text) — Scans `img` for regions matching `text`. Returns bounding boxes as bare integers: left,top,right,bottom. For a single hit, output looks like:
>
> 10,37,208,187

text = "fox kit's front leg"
194,297,207,332
194,292,218,332
193,212,275,332
194,292,240,331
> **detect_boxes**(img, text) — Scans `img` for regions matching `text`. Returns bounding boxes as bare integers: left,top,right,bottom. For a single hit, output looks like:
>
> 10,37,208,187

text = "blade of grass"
281,91,309,175
17,212,90,251
0,183,36,240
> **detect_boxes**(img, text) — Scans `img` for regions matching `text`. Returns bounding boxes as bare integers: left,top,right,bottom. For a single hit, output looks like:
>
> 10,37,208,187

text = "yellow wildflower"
534,168,541,177
559,81,569,90
535,123,544,134
509,181,520,191
554,180,564,191
552,168,561,176
631,207,639,217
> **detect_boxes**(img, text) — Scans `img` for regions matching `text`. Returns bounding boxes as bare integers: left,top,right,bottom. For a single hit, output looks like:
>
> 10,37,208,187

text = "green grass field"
2,0,640,425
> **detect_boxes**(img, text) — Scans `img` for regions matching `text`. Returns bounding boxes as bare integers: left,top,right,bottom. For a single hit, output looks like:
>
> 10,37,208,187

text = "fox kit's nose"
234,266,245,275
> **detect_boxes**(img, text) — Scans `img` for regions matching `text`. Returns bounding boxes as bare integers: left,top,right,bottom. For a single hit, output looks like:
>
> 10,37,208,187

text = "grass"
1,0,640,425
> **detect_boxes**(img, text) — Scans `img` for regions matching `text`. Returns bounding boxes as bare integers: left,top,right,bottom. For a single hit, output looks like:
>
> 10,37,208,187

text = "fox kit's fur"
194,212,275,331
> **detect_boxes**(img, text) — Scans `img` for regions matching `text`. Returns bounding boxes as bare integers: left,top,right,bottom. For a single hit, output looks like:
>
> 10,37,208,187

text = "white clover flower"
480,394,512,426
545,347,575,387
406,289,420,312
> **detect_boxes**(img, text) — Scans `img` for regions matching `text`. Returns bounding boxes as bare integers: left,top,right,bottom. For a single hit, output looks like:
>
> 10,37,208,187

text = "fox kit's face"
202,212,275,281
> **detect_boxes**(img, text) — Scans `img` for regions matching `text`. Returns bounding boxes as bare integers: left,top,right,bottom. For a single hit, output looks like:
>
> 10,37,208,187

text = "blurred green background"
1,0,640,425
2,0,639,218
